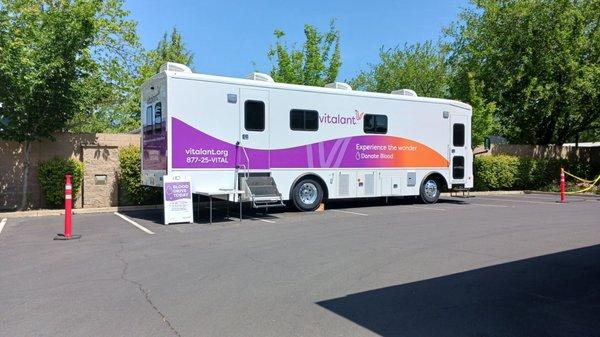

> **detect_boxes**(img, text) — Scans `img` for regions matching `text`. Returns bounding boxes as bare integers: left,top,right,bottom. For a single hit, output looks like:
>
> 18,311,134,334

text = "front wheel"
292,179,323,211
419,177,440,204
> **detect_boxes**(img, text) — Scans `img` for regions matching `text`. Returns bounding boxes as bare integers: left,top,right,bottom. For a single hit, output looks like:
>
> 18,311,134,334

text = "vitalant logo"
319,110,365,126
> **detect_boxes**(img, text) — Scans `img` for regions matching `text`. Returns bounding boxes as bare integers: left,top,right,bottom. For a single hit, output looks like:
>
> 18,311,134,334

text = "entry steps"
241,176,286,208
450,187,473,198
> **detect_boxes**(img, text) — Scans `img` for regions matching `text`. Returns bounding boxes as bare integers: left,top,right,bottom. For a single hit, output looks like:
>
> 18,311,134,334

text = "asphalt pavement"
1,194,599,337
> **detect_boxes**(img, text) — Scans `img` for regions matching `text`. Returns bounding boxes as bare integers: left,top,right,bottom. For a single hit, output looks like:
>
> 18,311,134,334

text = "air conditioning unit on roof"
246,72,275,83
159,62,192,74
391,89,417,97
325,82,352,90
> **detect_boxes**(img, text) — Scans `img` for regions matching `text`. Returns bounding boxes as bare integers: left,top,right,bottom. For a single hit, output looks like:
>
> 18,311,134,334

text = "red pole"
54,174,80,240
560,168,566,203
64,175,72,237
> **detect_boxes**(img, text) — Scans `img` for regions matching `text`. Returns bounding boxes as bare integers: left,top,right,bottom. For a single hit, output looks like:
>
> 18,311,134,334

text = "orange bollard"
560,168,566,204
54,175,81,240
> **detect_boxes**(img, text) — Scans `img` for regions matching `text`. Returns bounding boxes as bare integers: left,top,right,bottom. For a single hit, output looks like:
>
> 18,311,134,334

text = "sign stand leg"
239,194,242,222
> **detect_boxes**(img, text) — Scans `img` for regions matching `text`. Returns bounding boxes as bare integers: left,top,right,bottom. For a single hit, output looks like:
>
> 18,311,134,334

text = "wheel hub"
298,183,318,205
424,180,438,199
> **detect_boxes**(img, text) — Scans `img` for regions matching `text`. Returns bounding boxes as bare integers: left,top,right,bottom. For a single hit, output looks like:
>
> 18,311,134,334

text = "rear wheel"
419,177,440,204
292,179,323,211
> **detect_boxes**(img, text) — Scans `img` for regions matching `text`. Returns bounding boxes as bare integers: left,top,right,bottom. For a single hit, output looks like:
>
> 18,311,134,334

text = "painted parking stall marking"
0,218,6,236
466,202,512,208
478,196,560,205
114,212,155,235
407,205,446,211
329,209,369,216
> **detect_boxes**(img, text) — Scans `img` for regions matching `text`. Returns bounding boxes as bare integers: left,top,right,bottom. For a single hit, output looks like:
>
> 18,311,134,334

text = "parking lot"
1,193,599,337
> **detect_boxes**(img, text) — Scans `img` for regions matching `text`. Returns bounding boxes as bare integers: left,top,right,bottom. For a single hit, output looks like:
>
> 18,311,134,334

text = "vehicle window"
364,114,387,134
145,106,153,134
244,100,265,131
154,102,162,132
290,109,319,131
453,123,465,147
453,156,465,179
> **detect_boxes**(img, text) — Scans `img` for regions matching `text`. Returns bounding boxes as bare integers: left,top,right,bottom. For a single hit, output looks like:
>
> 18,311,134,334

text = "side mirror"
484,137,491,151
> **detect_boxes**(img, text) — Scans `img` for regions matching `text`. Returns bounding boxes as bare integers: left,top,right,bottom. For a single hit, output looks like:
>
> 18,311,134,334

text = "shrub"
473,155,520,190
118,145,161,205
37,157,85,208
474,155,597,191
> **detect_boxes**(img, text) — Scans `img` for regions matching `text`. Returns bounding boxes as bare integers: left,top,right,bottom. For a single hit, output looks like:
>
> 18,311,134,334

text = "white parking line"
466,203,511,208
0,218,6,235
248,216,276,223
114,212,155,235
407,205,446,211
227,212,276,223
329,209,369,216
478,197,558,205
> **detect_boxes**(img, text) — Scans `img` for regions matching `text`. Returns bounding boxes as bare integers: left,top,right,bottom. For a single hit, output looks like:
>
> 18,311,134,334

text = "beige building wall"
0,133,139,211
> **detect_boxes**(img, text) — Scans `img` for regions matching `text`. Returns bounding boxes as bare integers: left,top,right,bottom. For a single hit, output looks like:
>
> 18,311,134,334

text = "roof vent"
159,62,192,74
325,82,352,90
391,89,417,97
246,72,275,83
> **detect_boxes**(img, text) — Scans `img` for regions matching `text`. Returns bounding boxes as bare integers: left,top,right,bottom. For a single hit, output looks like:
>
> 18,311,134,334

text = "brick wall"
0,133,139,211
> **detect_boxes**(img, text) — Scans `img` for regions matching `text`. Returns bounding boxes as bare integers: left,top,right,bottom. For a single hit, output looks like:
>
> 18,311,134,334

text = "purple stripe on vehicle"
171,117,449,169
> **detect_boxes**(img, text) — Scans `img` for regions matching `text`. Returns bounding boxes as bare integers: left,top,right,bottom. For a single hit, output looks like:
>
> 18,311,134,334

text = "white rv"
141,62,473,211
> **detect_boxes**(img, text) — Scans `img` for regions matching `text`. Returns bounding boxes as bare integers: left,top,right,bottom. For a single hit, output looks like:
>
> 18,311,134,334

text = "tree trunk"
18,141,32,211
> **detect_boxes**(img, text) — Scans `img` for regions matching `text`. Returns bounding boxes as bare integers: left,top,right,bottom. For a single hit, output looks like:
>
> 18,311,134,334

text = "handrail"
238,164,248,180
241,145,250,178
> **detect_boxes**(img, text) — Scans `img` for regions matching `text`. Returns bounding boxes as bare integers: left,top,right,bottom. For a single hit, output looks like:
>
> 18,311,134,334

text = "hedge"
118,145,162,205
37,157,85,208
474,155,598,192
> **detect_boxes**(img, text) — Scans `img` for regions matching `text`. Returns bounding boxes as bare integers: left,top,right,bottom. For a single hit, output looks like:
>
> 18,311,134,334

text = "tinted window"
144,106,153,134
453,123,465,147
364,114,388,134
290,109,319,131
244,100,265,131
453,156,465,179
154,102,162,132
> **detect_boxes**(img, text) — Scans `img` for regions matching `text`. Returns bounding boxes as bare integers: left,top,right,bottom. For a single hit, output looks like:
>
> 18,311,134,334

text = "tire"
292,178,323,211
419,176,440,204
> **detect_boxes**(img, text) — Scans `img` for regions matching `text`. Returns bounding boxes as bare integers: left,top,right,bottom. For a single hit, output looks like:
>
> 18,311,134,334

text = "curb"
524,190,598,197
0,204,164,219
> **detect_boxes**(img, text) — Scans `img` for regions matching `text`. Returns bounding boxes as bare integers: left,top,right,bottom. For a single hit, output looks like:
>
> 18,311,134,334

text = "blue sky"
125,0,470,81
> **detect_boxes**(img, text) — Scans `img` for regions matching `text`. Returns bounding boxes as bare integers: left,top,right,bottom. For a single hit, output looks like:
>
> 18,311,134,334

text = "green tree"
118,27,194,127
268,21,341,86
0,0,100,210
351,42,448,97
447,68,497,147
446,0,600,145
0,0,139,209
351,41,495,146
142,28,194,78
66,0,142,133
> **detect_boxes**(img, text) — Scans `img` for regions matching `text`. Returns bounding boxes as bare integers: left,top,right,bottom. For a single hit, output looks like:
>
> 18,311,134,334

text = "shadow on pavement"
317,244,600,337
120,201,282,226
324,196,467,210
